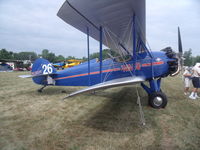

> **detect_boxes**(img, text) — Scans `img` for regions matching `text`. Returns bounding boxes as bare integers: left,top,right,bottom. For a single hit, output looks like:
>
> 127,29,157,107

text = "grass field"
0,72,200,150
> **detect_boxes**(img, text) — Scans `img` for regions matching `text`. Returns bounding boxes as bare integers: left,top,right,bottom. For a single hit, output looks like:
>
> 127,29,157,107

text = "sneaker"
196,94,200,99
189,95,196,100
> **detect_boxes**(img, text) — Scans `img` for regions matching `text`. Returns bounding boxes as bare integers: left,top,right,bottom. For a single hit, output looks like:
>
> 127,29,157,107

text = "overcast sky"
0,0,199,57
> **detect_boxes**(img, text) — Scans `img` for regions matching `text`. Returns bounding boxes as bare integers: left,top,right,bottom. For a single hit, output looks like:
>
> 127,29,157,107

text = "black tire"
149,91,168,109
148,90,162,105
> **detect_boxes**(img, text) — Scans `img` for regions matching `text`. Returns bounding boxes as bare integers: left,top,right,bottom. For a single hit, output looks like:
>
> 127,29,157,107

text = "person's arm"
184,73,191,77
183,71,191,77
191,69,194,74
197,71,200,76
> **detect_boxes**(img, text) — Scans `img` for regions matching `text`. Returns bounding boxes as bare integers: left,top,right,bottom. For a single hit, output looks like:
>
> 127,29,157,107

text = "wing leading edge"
63,76,145,99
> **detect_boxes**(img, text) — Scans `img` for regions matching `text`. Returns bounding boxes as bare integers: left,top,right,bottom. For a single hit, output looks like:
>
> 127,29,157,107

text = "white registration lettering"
42,64,53,74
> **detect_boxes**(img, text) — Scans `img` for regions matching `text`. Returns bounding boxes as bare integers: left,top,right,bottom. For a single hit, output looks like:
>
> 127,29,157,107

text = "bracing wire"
102,17,146,126
136,86,146,125
135,16,155,78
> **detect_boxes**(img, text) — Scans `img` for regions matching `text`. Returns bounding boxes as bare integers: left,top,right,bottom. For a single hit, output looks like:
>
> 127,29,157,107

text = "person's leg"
189,88,197,99
189,77,197,99
185,87,189,93
195,78,200,98
184,79,190,95
195,89,200,98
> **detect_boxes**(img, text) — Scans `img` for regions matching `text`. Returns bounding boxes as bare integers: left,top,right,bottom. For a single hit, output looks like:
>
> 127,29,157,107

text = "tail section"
32,58,56,75
31,58,57,85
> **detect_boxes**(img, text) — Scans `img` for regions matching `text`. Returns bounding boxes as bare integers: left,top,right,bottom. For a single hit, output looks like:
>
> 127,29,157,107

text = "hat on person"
194,63,200,68
194,63,200,72
184,66,189,70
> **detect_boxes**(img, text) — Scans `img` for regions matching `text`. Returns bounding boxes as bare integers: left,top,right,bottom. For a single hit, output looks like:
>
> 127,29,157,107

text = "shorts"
192,77,200,88
184,78,190,88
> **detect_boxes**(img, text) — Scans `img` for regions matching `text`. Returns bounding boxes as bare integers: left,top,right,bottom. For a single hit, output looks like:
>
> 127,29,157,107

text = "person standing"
189,63,200,100
183,66,191,95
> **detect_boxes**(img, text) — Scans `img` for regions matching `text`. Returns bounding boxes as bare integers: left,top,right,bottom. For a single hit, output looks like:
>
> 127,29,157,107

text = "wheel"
149,91,168,109
148,90,162,105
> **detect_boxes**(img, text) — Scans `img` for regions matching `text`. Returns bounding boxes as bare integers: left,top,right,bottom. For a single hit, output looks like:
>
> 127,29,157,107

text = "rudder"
31,58,57,85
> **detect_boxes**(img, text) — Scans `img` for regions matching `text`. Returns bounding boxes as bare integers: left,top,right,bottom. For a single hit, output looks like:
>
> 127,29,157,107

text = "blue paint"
30,49,176,99
141,78,162,94
31,58,56,85
29,24,176,98
53,62,65,67
49,51,169,86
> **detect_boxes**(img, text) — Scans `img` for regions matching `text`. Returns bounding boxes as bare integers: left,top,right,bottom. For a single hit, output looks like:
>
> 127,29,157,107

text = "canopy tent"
0,63,13,72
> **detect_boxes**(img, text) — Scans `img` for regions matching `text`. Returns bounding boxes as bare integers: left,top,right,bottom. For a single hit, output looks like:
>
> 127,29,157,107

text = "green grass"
0,72,200,150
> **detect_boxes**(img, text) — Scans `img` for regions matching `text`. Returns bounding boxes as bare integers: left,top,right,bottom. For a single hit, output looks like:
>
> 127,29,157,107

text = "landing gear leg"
37,85,47,93
141,78,168,109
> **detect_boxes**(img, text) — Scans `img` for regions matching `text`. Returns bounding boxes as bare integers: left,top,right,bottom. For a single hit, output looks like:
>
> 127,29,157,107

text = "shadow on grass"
84,87,157,133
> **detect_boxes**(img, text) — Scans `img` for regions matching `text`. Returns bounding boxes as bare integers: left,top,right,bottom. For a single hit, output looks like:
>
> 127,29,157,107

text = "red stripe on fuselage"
54,68,121,80
142,61,164,67
54,61,164,80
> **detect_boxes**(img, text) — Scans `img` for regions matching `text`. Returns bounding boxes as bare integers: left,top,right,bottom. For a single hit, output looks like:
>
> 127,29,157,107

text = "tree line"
0,49,81,63
0,48,112,63
183,49,200,66
1,48,198,66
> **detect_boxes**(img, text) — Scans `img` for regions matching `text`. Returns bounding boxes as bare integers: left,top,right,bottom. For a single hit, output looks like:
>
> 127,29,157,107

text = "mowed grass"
0,72,200,150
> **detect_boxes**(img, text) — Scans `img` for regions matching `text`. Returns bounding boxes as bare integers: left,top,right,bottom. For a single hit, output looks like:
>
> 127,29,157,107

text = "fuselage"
52,51,174,86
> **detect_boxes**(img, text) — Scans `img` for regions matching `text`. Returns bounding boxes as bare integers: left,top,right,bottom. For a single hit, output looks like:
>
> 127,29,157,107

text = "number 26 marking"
42,64,53,74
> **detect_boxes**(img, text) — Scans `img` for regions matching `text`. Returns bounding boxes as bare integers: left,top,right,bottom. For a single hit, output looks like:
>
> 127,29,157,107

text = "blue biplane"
20,0,183,109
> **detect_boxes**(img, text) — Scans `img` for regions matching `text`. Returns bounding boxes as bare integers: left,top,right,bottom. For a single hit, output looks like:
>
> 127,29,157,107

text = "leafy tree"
47,52,56,62
66,56,76,60
42,49,49,59
41,49,56,62
0,49,14,59
89,49,117,60
183,49,193,66
193,56,200,65
55,55,65,62
82,56,87,62
13,52,38,61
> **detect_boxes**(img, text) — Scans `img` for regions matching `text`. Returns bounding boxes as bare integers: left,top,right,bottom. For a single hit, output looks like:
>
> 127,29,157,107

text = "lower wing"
64,76,145,99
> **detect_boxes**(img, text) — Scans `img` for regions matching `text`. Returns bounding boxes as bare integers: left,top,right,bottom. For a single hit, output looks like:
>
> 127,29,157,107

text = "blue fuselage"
52,51,172,86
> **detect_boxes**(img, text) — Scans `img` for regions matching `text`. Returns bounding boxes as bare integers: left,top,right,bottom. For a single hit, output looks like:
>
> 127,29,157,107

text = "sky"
0,0,200,58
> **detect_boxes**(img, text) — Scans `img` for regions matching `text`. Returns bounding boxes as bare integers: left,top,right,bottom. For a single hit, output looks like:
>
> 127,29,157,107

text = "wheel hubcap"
153,96,163,107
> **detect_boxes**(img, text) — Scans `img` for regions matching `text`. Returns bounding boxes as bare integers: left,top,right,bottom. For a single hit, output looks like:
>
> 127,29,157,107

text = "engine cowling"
161,47,180,76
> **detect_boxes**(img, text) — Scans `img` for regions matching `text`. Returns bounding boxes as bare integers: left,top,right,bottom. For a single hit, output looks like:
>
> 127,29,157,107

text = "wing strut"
133,15,137,59
99,26,103,82
87,27,91,86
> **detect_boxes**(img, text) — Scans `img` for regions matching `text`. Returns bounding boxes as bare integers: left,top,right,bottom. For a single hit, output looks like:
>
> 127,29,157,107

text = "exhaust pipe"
170,27,183,77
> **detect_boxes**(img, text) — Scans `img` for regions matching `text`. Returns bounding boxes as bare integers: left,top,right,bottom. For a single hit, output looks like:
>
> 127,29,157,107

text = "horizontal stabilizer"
19,75,34,78
64,76,145,99
19,73,56,78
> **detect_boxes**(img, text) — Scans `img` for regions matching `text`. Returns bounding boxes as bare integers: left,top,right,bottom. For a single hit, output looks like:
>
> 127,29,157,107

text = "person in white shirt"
189,63,200,100
183,66,191,95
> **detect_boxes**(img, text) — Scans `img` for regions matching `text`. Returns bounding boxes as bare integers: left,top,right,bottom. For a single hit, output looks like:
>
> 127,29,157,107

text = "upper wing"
63,76,144,99
57,0,146,55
